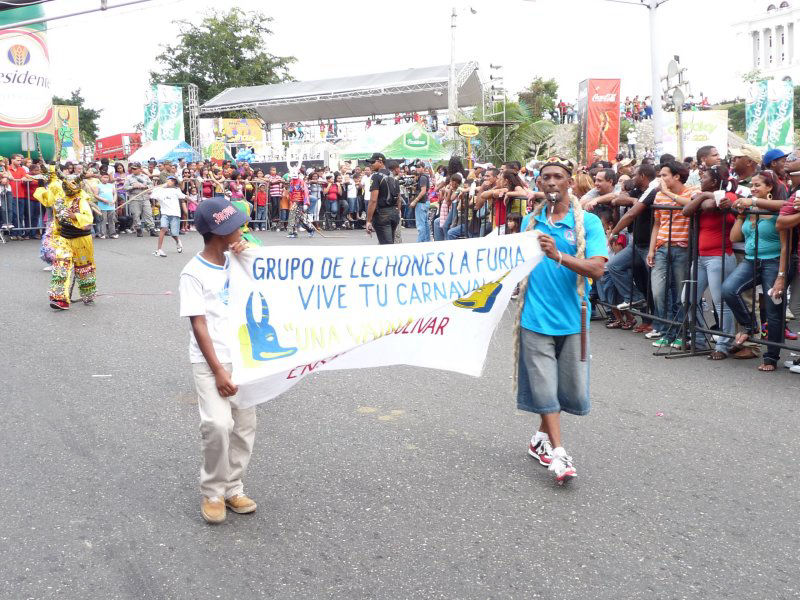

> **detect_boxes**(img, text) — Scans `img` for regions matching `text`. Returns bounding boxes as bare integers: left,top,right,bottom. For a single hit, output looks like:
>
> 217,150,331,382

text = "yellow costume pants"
50,234,96,304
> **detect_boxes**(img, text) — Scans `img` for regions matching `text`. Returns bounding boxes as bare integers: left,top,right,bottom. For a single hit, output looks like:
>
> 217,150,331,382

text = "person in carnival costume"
34,151,97,310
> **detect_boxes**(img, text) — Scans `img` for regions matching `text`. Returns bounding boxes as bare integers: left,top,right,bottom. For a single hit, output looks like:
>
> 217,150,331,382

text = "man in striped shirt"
647,160,698,348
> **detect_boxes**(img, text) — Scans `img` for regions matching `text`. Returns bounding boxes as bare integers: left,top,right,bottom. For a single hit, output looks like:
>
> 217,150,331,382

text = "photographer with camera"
365,153,402,244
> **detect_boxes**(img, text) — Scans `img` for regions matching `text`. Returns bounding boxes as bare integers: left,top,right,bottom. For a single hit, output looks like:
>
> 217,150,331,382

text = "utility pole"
663,58,690,160
448,7,458,141
489,65,506,161
647,0,665,160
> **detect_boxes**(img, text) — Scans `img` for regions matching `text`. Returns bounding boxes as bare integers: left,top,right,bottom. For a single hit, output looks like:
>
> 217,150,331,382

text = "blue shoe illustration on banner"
241,291,297,362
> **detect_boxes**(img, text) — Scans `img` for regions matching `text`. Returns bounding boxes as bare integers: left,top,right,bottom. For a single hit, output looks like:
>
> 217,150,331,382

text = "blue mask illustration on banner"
240,292,297,362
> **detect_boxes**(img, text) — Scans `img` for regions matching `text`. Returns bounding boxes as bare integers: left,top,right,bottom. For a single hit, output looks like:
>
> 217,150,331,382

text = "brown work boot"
201,496,226,524
225,494,257,514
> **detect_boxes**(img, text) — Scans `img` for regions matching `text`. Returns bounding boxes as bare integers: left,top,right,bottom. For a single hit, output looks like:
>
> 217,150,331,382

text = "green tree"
741,68,772,84
728,102,746,135
51,89,102,143
795,84,800,126
469,100,545,165
517,77,559,120
150,8,295,107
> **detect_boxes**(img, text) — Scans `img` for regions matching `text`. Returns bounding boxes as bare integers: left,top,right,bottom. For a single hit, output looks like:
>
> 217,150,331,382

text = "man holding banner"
516,158,607,485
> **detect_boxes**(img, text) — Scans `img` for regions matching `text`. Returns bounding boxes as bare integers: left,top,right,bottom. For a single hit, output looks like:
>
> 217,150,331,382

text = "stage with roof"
199,63,483,123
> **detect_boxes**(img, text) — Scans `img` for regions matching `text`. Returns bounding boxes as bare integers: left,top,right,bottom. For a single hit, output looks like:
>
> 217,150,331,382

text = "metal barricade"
1,180,46,242
597,199,799,361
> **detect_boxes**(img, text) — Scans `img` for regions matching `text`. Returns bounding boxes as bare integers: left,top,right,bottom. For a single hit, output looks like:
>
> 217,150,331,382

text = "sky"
33,0,766,137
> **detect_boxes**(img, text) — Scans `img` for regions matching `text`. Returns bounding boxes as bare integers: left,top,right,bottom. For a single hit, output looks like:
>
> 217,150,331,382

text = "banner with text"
767,78,794,152
143,84,185,142
227,233,543,408
0,22,51,130
747,79,794,152
660,110,729,159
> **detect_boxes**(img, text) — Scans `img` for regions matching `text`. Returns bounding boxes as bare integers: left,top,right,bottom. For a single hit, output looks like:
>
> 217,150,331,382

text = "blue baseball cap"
194,197,247,236
763,148,789,166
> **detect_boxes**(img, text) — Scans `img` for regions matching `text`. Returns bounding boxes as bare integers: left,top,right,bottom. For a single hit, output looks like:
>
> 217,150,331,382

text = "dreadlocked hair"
512,191,586,392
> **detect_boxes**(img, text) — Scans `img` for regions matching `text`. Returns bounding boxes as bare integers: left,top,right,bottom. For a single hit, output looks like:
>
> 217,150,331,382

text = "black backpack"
376,172,400,208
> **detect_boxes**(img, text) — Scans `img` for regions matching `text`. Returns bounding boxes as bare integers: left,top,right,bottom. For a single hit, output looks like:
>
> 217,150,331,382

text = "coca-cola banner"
747,79,793,153
584,79,620,164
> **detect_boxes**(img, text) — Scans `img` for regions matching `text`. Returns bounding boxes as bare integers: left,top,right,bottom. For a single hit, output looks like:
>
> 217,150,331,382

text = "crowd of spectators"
4,141,800,373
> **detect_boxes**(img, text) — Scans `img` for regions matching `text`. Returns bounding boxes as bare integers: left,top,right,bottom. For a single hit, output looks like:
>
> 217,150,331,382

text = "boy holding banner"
178,198,257,524
515,158,608,485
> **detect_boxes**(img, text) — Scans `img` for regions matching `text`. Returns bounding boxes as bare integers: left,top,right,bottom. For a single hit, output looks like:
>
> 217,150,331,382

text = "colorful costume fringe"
34,167,97,306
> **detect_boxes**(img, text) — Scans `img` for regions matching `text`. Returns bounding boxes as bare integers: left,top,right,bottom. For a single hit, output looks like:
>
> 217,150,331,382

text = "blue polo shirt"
520,207,608,336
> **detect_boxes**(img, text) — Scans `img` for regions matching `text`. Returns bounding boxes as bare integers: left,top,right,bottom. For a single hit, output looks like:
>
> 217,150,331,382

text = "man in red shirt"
8,153,34,240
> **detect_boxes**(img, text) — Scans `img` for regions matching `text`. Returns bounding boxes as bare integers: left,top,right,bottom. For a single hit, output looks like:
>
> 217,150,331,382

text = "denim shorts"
160,214,180,236
516,329,590,416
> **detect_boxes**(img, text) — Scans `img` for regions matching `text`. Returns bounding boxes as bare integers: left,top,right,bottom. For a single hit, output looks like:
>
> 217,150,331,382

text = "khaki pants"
129,196,154,231
192,362,256,499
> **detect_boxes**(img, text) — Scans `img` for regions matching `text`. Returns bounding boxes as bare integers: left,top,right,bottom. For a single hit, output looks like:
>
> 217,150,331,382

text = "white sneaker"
783,358,800,369
176,241,183,253
790,364,800,374
153,249,167,257
528,434,554,467
548,447,577,485
644,330,662,339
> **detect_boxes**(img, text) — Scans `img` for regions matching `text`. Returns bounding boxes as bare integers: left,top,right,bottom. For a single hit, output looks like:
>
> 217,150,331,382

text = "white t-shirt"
179,253,232,364
151,187,186,217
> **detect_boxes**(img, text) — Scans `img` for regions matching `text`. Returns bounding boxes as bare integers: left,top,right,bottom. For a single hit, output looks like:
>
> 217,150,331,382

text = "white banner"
227,233,543,408
660,110,729,160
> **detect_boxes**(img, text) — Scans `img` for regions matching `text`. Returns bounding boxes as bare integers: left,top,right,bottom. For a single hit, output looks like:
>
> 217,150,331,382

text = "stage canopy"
200,63,482,124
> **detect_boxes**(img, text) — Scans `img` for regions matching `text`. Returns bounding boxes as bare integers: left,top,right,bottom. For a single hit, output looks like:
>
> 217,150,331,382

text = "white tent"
200,63,482,123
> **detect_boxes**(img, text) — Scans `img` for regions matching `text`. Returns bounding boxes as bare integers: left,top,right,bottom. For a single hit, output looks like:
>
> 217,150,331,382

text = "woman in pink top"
228,172,244,200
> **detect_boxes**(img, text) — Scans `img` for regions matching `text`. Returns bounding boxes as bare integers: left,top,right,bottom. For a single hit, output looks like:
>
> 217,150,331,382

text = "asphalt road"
1,229,798,600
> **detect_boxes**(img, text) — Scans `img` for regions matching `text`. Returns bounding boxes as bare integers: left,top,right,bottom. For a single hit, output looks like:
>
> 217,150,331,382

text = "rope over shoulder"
512,192,587,391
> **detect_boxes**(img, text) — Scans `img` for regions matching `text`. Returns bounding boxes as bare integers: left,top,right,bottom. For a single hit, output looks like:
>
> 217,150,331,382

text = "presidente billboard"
0,26,52,130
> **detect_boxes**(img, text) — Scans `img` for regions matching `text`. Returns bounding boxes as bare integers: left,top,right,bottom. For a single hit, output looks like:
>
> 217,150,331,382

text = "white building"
735,0,800,80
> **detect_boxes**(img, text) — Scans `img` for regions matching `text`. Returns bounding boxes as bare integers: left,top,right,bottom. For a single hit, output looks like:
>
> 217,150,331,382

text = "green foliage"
150,8,295,107
795,85,800,126
52,89,102,143
620,119,632,143
469,100,549,164
518,77,559,119
742,69,772,84
727,102,746,135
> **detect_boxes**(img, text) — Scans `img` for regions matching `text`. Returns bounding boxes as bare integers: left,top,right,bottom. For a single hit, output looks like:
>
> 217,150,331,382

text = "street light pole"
647,0,665,159
448,6,458,141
